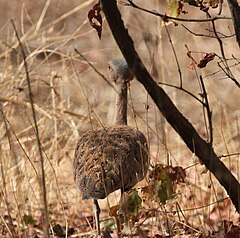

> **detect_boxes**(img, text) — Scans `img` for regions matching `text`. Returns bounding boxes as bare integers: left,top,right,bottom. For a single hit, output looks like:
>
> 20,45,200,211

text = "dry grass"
0,0,239,237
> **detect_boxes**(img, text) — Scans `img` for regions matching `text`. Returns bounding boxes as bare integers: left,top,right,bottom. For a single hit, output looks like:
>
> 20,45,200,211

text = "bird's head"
108,58,133,85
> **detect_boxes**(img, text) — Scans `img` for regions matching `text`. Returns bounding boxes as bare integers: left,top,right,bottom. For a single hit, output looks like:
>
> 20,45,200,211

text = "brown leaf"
88,1,102,39
183,0,218,8
198,52,216,68
149,164,186,183
109,205,119,217
203,0,219,8
166,165,186,183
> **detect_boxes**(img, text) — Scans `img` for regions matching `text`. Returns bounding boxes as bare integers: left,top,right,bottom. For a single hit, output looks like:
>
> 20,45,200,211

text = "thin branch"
220,152,240,158
182,24,235,39
70,56,107,130
164,23,183,87
11,19,50,238
217,0,223,15
126,0,231,22
0,108,38,175
74,48,115,89
217,61,240,87
209,14,240,88
199,76,213,145
157,82,205,106
203,58,240,79
0,108,16,237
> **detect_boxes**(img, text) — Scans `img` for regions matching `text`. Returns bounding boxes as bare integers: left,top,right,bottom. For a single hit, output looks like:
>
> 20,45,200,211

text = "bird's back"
73,125,149,200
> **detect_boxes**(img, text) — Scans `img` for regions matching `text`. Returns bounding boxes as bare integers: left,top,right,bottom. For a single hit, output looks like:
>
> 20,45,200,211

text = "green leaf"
167,0,183,18
149,164,183,204
23,214,36,225
157,179,176,204
128,191,142,216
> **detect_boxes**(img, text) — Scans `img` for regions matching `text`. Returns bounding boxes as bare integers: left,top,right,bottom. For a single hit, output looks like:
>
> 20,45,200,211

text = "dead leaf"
88,1,102,39
198,52,216,68
203,0,219,8
148,164,186,204
183,0,218,8
109,204,119,218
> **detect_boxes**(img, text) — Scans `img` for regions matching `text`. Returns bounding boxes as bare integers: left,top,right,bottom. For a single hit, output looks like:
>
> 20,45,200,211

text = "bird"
73,58,149,236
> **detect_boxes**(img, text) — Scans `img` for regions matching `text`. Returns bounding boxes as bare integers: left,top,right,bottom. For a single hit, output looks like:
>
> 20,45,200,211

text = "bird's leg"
93,199,101,236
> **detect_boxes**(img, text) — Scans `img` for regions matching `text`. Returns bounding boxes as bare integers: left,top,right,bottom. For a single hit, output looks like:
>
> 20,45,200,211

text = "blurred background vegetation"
0,0,239,237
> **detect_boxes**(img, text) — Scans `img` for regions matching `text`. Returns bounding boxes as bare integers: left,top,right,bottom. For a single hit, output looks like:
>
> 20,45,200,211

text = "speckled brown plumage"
73,58,149,235
73,125,149,200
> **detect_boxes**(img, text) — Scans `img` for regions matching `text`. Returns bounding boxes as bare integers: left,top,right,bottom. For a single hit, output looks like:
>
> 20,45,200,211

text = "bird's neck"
114,81,128,125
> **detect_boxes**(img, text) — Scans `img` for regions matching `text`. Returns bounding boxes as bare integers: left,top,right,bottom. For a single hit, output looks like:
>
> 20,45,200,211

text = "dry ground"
0,0,239,237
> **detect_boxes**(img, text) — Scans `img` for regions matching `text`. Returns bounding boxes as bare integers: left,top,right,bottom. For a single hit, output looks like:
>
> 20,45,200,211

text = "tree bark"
227,0,240,47
100,0,240,212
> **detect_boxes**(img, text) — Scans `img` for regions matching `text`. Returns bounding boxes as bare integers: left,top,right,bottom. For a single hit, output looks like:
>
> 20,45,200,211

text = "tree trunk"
100,0,240,212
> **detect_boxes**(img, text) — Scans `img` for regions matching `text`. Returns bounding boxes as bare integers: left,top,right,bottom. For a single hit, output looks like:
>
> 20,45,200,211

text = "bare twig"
217,62,240,87
157,82,205,106
210,17,240,88
182,24,235,39
0,95,90,121
11,19,50,238
164,23,183,88
126,0,231,22
0,107,16,238
218,0,223,15
74,48,114,89
199,76,213,145
0,108,38,175
70,56,107,130
219,152,240,158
